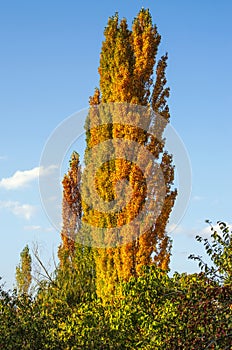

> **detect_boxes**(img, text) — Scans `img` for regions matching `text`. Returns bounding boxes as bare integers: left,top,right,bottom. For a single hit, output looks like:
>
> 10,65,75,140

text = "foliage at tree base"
1,267,231,349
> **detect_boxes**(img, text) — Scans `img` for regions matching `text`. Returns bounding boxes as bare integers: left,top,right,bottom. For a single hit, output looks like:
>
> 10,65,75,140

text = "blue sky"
0,0,232,289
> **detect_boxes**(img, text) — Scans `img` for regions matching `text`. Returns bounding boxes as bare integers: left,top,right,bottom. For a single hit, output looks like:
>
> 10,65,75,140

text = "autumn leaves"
59,9,177,301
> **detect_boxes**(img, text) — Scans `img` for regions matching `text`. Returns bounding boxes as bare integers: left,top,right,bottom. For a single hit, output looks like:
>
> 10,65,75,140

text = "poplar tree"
58,151,82,267
82,9,177,300
58,152,95,303
15,245,32,295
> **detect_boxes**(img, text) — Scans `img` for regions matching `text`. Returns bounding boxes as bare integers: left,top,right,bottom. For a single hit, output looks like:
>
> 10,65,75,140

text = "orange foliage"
58,152,82,267
82,9,177,301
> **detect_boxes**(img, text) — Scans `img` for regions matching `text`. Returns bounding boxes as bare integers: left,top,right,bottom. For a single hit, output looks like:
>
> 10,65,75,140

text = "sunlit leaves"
83,8,177,301
189,220,232,285
15,245,32,295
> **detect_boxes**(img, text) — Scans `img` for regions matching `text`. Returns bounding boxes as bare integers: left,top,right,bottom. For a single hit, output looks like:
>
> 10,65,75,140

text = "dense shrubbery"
1,262,231,349
1,221,232,349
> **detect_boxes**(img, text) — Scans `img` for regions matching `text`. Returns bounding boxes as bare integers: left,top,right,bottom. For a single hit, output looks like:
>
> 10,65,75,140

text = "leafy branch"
189,220,232,285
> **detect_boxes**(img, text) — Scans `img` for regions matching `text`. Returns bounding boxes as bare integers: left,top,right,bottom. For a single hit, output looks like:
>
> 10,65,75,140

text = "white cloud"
167,223,186,235
23,225,55,232
199,222,232,238
170,221,232,240
168,224,202,238
0,200,36,220
24,225,41,231
0,165,57,190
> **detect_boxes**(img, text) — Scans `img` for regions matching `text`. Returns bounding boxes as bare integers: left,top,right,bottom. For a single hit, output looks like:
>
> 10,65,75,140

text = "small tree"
189,220,232,285
15,245,32,295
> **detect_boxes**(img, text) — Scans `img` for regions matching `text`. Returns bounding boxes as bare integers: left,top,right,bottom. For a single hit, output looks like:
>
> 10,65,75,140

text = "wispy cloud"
23,225,54,232
167,223,186,235
0,155,7,160
199,222,232,238
0,200,36,220
169,221,232,240
23,225,41,231
168,224,200,238
0,165,57,190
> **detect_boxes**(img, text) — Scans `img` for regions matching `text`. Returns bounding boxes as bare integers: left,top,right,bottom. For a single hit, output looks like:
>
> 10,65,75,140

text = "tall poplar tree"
81,9,177,300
